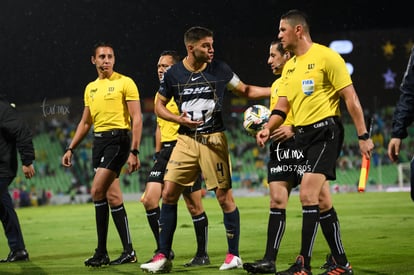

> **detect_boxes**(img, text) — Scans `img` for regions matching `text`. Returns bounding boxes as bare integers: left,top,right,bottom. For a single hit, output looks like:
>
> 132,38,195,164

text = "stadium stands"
10,110,412,204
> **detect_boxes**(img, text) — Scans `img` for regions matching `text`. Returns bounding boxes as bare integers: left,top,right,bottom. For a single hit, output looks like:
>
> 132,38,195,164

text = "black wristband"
65,147,74,153
130,149,140,156
358,132,369,140
270,109,287,121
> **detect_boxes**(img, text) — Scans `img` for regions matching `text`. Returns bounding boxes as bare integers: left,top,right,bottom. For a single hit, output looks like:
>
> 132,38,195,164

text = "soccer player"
0,97,35,263
61,42,142,267
257,10,374,275
141,50,210,267
387,46,414,201
140,26,270,273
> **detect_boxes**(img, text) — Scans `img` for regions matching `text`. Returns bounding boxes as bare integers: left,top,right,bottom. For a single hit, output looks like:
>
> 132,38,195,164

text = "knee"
141,196,158,210
107,194,122,207
140,196,149,208
161,191,179,204
270,196,287,208
186,204,196,216
186,202,203,216
216,193,235,212
319,200,332,212
90,186,106,201
106,189,123,206
299,193,318,205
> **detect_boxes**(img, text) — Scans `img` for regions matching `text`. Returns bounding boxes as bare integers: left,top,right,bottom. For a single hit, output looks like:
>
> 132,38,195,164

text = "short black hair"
280,9,310,32
92,41,114,56
270,39,292,56
160,50,181,63
184,26,213,45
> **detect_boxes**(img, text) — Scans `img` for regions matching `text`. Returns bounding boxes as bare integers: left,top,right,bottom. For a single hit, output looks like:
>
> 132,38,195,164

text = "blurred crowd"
10,106,414,206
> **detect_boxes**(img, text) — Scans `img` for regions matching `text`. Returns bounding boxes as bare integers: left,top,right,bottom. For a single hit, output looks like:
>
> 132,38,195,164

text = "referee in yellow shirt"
62,42,142,267
257,10,373,275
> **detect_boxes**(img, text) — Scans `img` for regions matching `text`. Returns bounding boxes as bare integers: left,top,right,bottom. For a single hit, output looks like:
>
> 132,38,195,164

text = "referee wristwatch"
130,149,140,156
358,132,369,141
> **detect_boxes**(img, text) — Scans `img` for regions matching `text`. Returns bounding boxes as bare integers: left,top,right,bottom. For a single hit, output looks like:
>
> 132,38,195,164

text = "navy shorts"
92,129,130,177
294,116,344,180
146,141,202,193
267,137,302,188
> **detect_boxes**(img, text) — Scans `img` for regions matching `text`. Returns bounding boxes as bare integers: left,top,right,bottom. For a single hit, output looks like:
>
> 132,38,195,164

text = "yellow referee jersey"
270,78,294,126
154,93,180,142
84,71,139,132
278,43,352,126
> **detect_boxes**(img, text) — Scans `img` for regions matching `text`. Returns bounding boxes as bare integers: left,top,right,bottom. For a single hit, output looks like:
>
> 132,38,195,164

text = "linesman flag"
358,156,370,192
358,118,374,193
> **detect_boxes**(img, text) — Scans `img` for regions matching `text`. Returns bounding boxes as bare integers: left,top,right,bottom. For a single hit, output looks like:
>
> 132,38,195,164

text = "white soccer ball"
243,104,271,136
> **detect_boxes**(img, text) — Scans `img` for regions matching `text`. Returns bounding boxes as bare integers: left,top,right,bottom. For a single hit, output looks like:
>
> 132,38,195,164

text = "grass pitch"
0,191,412,274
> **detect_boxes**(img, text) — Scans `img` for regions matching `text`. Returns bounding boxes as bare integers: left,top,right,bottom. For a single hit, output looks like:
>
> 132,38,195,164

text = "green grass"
0,192,413,274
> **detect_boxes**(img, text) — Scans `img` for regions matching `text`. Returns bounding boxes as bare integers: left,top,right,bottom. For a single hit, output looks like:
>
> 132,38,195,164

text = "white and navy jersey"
158,59,234,134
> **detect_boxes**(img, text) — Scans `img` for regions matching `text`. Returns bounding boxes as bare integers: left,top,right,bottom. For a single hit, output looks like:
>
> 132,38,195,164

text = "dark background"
2,0,413,112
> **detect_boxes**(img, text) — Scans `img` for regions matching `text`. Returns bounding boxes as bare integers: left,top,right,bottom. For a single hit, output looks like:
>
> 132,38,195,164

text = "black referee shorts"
92,129,130,177
295,116,344,180
267,137,302,188
146,140,203,192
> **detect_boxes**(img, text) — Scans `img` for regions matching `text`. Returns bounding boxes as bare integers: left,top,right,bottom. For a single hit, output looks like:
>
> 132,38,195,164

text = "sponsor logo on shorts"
273,143,304,161
149,171,162,177
270,164,311,175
